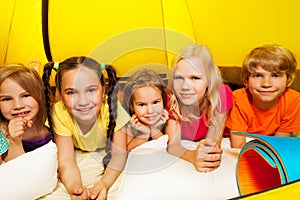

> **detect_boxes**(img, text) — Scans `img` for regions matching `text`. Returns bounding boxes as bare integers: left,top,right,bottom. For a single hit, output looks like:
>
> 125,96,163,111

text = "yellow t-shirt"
52,99,129,151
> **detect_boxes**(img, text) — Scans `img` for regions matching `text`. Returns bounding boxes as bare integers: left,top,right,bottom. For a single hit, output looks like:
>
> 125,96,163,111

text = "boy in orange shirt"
226,44,300,148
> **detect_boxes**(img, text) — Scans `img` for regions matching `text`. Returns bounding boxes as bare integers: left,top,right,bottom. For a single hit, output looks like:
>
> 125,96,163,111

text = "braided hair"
42,57,118,167
102,64,119,167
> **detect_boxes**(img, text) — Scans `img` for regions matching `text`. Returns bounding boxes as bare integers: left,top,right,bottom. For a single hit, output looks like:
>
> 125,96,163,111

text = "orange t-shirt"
226,88,300,135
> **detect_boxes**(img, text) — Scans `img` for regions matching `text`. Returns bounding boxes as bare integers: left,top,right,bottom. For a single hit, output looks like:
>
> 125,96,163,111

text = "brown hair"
122,69,167,116
43,56,118,167
0,64,47,130
242,44,297,85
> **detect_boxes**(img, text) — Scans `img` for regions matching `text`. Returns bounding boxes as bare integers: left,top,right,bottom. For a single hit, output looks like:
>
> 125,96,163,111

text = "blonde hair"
168,44,223,126
0,64,47,130
242,44,297,85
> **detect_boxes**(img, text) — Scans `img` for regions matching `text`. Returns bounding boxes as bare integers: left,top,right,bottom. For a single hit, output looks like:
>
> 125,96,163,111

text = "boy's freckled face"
247,66,289,109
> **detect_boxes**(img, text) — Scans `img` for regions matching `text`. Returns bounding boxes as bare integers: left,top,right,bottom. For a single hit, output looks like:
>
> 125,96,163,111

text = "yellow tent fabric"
1,0,299,75
236,179,300,199
0,0,48,66
1,0,300,198
48,0,197,76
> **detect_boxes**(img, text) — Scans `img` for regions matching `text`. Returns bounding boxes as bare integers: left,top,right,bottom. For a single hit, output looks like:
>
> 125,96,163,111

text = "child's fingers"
130,118,138,128
21,118,34,129
72,186,83,195
8,118,27,138
161,113,169,123
89,180,107,200
194,144,222,172
154,110,169,127
90,187,107,200
131,116,143,128
163,109,169,116
195,165,220,173
96,189,107,200
25,119,33,128
197,141,222,158
209,146,223,154
194,152,222,172
153,104,164,113
130,115,139,125
70,186,89,200
10,117,33,129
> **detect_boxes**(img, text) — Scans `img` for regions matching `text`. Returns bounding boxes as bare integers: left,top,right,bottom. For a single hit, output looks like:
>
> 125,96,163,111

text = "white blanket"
116,136,240,200
0,141,58,200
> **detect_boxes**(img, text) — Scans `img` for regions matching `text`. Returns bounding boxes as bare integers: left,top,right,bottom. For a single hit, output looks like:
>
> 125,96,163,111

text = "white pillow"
116,136,240,200
0,141,58,200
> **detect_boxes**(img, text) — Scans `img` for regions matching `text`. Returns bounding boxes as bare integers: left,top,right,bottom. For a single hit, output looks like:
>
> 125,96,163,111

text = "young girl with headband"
42,56,130,199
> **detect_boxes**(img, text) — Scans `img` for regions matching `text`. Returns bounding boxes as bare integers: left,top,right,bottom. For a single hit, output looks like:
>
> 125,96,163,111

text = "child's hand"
7,117,33,142
151,109,169,129
193,140,222,172
89,180,108,200
130,114,151,137
150,109,169,138
69,185,90,200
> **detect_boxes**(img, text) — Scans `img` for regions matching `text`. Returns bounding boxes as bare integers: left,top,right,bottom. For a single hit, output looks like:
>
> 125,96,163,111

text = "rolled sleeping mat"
235,133,300,195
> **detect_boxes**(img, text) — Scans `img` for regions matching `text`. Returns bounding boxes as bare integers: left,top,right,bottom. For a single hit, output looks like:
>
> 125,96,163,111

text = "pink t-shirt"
168,85,233,141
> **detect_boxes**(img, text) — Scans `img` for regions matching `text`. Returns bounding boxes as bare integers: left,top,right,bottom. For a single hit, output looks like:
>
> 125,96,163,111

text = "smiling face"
247,65,289,109
0,78,39,122
172,59,207,108
60,66,104,125
132,86,164,125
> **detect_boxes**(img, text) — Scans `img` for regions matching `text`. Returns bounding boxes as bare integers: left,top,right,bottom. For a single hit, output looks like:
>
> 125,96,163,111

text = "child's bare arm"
90,128,128,200
4,118,30,161
127,136,149,151
165,119,196,165
55,134,89,199
274,131,293,137
205,111,227,147
230,131,246,148
165,119,222,172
